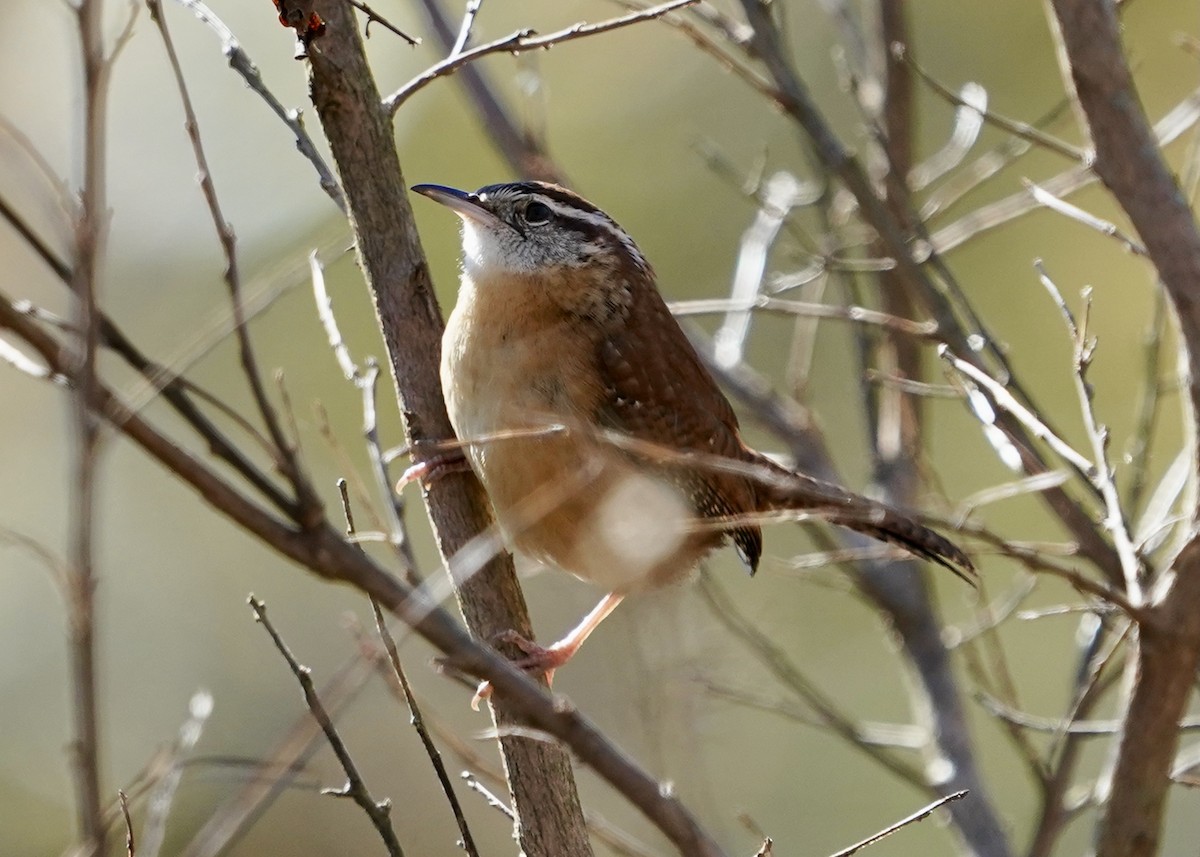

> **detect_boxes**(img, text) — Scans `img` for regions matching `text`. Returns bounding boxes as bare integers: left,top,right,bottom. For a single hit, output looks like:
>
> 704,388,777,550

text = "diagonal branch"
0,286,732,857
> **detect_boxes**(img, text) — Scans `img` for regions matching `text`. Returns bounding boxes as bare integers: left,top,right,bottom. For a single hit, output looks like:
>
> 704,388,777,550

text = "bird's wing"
592,280,763,569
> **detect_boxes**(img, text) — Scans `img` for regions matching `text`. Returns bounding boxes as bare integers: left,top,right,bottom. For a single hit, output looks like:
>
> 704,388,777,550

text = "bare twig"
1035,262,1143,599
248,595,405,857
69,0,112,851
897,44,1084,162
462,772,515,821
347,0,419,44
370,601,480,857
414,0,567,183
149,0,322,525
826,791,968,857
670,295,938,339
451,0,484,55
119,791,135,857
310,251,419,581
168,0,345,210
385,0,699,113
940,346,1096,478
1023,180,1147,256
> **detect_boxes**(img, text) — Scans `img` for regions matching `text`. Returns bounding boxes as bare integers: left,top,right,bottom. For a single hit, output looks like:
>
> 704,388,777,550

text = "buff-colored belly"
442,290,702,591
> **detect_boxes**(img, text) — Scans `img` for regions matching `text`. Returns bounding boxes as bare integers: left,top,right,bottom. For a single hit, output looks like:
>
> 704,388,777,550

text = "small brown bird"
413,181,972,698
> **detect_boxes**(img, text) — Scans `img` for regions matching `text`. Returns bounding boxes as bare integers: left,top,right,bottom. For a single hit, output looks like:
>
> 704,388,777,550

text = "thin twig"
451,0,484,55
461,772,515,821
150,0,324,527
309,251,420,581
898,43,1084,162
119,791,135,857
670,295,938,339
940,346,1096,478
1023,180,1147,256
347,0,419,43
826,791,969,857
248,596,405,857
384,0,699,113
169,0,345,210
372,601,481,857
1035,262,1143,600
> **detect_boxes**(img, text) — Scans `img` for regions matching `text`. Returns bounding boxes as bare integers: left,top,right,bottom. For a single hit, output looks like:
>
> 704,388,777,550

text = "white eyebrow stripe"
536,196,648,270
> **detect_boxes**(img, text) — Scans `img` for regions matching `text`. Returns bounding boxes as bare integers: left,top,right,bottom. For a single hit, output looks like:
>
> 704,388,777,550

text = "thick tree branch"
1045,3,1200,855
303,3,595,853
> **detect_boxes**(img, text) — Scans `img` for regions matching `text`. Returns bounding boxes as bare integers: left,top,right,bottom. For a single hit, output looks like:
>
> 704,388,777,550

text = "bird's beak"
411,184,503,228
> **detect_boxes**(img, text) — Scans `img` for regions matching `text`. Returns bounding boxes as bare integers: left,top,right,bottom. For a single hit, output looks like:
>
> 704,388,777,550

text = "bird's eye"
524,201,552,225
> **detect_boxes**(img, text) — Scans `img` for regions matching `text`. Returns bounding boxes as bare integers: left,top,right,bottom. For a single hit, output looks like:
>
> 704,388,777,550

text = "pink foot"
396,450,471,490
470,631,579,711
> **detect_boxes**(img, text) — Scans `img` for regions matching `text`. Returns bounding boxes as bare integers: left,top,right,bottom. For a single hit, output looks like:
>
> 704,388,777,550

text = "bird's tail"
754,459,975,581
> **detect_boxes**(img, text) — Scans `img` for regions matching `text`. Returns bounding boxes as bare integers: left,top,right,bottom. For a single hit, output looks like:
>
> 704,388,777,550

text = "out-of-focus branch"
735,0,1123,587
413,0,566,183
1045,4,1200,856
69,0,112,852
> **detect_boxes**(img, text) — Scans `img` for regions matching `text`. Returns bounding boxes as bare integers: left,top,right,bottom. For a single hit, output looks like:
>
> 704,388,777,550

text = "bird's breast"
439,274,705,590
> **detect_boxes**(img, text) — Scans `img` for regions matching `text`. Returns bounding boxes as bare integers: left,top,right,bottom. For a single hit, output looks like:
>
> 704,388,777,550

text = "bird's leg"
396,448,471,490
471,591,626,709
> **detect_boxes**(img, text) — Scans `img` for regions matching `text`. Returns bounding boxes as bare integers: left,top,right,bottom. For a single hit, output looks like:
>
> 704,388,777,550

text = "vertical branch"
304,3,595,854
69,0,111,852
1044,3,1200,856
862,4,1014,853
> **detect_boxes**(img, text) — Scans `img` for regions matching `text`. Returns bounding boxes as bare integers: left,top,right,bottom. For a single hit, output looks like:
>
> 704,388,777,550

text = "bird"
411,180,973,702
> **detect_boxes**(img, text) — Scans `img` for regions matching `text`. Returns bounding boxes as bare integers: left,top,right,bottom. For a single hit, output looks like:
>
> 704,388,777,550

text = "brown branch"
69,1,111,852
371,601,480,857
249,596,405,856
0,284,731,857
306,2,728,854
384,0,699,113
149,0,323,528
178,650,378,856
1045,5,1200,856
170,0,346,210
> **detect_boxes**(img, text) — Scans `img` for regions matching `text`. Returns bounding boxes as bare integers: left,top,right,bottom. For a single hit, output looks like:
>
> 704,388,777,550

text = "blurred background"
1,0,1197,854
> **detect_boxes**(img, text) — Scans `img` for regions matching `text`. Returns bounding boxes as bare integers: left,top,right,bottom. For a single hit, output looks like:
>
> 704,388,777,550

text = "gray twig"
248,596,405,857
